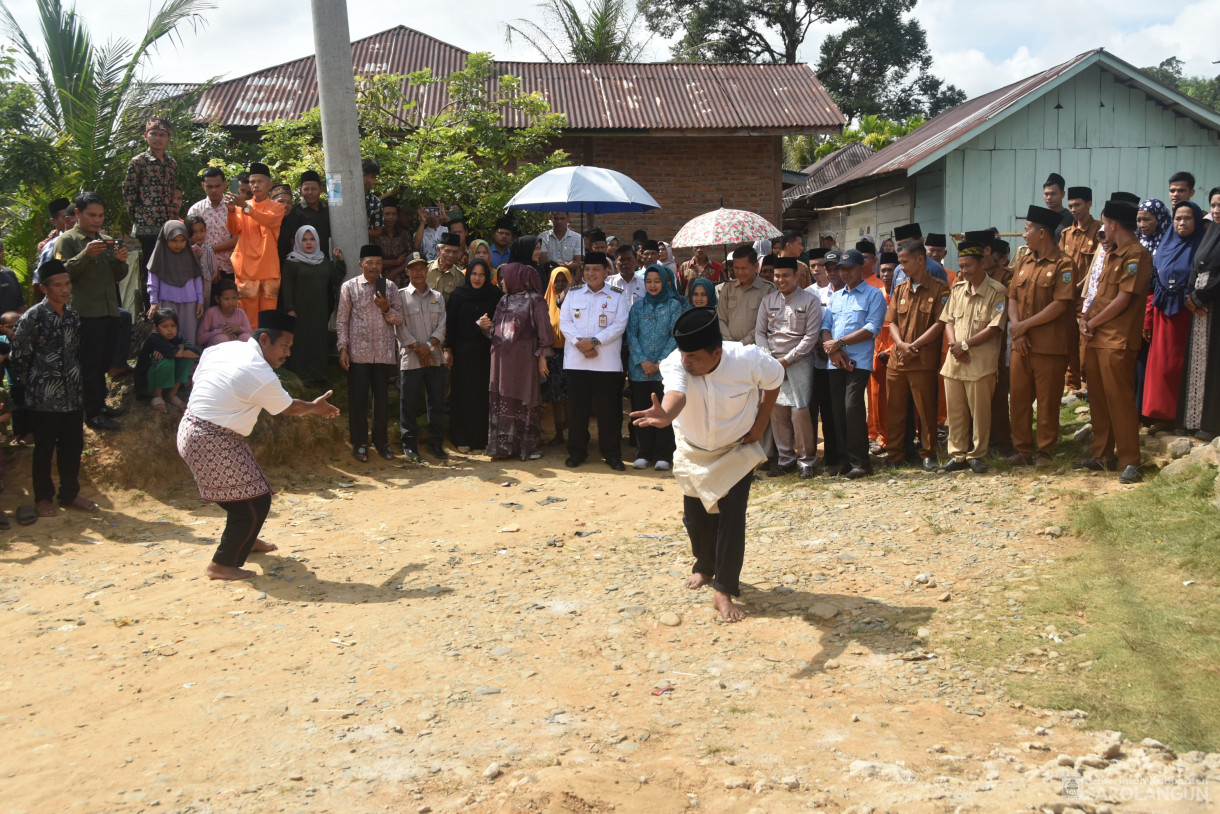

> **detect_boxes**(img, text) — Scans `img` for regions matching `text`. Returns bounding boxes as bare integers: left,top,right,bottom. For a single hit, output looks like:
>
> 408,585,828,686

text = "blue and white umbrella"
505,165,660,214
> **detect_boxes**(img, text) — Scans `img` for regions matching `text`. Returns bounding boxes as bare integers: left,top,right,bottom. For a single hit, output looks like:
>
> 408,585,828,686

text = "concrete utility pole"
310,0,365,280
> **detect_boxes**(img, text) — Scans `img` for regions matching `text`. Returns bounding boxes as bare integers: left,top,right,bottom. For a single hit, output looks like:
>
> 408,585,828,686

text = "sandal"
15,505,36,525
62,495,99,513
352,446,368,463
152,396,167,414
0,511,9,530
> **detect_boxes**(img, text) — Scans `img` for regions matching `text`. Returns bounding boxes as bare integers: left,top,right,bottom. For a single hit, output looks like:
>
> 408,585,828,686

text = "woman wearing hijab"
1183,187,1220,439
146,220,205,345
444,257,502,453
468,239,498,286
626,264,688,470
485,237,554,461
1143,202,1205,426
542,266,573,445
1132,199,1172,413
687,276,718,309
280,225,346,385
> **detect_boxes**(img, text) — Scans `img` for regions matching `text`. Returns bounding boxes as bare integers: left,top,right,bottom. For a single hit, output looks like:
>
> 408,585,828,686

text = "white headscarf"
287,225,326,265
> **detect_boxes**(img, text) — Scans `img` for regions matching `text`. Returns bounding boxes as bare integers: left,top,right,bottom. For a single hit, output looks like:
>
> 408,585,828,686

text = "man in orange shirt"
862,239,892,453
226,162,286,324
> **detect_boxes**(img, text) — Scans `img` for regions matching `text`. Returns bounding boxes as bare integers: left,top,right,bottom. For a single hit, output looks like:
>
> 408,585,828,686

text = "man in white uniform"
631,308,784,622
177,311,340,580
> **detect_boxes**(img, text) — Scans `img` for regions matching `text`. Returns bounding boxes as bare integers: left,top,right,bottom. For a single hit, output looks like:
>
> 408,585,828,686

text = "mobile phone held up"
375,275,387,299
425,206,442,219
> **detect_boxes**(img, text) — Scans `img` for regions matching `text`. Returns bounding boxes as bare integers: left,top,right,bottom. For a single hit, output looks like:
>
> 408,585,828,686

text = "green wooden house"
786,49,1220,264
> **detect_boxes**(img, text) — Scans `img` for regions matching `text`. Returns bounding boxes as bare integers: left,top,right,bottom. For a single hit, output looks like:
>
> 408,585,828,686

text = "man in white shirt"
560,251,630,470
538,212,582,267
608,244,647,307
177,310,340,581
631,307,783,622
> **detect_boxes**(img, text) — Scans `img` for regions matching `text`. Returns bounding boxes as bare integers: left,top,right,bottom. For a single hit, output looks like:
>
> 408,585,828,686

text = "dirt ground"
1,443,1215,814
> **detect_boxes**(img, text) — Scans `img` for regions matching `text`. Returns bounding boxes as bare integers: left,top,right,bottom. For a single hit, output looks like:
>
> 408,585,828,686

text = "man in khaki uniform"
1059,187,1100,392
717,243,775,345
426,232,466,303
1007,206,1078,466
938,240,1007,474
886,240,948,471
966,231,1014,455
1075,197,1153,484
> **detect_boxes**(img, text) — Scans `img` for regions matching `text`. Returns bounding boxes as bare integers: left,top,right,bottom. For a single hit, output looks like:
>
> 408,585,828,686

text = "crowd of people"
1,110,1219,546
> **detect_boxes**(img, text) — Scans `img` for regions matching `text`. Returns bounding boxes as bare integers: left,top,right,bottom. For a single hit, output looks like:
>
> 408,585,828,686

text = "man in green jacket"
52,191,129,431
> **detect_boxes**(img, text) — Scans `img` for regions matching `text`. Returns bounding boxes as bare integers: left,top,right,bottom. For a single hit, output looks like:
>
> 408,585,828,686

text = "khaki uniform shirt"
754,287,822,363
395,283,447,370
717,275,775,344
939,274,1008,381
1085,242,1153,351
1058,216,1101,285
427,260,465,304
886,277,949,372
1007,244,1078,354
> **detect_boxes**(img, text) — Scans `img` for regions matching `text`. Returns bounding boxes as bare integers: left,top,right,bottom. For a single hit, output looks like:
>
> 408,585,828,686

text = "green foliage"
1140,57,1220,113
782,115,925,171
504,0,651,63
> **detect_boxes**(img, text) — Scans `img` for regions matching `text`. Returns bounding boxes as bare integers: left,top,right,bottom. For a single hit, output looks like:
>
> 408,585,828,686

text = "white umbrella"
505,166,660,214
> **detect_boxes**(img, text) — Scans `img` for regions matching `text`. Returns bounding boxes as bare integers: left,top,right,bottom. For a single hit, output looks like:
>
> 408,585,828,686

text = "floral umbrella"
669,207,782,249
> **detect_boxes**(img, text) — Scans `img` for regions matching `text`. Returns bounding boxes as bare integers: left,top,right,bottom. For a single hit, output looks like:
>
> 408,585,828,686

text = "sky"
5,0,1218,100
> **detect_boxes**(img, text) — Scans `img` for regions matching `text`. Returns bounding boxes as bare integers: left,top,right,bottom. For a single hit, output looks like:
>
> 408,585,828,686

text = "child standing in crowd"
187,214,219,310
135,307,200,413
147,220,205,346
196,280,251,347
0,311,28,446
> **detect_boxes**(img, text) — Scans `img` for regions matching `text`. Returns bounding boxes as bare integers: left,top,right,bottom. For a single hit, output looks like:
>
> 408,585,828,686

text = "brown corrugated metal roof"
782,142,874,208
192,26,843,133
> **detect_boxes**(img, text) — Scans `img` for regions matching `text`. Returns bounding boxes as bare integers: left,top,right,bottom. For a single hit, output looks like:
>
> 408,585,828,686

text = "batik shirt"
11,299,83,412
122,150,179,235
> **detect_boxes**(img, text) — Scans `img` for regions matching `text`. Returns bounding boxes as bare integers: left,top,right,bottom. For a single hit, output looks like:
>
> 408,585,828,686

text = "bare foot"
684,572,713,590
206,563,256,580
712,591,747,623
64,495,99,513
169,395,187,411
251,539,278,552
152,396,167,414
35,500,57,518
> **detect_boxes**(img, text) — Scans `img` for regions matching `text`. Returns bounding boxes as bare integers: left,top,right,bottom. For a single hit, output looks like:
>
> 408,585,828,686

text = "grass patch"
955,466,1220,752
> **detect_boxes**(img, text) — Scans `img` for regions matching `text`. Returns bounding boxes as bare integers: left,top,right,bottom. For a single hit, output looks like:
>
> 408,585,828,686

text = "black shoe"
1118,465,1143,484
939,459,970,473
1072,457,1117,472
922,457,938,472
374,444,395,461
767,463,796,477
101,405,127,418
428,443,449,460
969,458,988,474
844,467,870,480
352,445,368,463
403,448,422,463
565,455,583,468
798,464,815,479
606,458,626,471
86,416,121,431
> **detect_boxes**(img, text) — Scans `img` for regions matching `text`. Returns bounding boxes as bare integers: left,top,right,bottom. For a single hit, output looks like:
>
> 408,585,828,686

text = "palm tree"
504,0,651,63
0,0,213,205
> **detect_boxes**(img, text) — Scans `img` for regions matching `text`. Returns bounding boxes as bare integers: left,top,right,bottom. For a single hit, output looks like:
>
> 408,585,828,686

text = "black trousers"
829,367,872,472
683,471,753,597
347,362,393,447
79,316,117,419
399,366,445,448
137,234,156,312
811,365,839,467
113,308,133,369
30,409,84,504
567,369,623,462
629,380,675,463
214,492,272,568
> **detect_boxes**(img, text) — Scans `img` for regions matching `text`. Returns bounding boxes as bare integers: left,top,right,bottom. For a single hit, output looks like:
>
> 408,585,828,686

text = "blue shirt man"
820,252,888,371
890,223,949,287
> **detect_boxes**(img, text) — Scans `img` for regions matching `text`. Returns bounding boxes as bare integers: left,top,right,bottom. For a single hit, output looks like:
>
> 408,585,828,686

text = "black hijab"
509,235,540,266
450,258,503,312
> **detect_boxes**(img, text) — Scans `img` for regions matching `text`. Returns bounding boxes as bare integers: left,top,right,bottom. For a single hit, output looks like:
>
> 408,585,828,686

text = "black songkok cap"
1044,172,1066,191
893,223,922,241
495,215,517,231
879,251,899,265
439,232,462,247
299,170,321,185
583,251,610,267
773,256,798,270
1020,205,1062,230
1102,201,1138,230
855,239,877,254
761,254,779,268
924,233,947,248
1067,186,1092,201
1109,191,1140,206
257,310,297,332
359,244,383,258
808,247,828,260
640,239,660,252
37,258,69,284
672,307,722,352
632,229,649,242
248,162,271,178
956,241,986,258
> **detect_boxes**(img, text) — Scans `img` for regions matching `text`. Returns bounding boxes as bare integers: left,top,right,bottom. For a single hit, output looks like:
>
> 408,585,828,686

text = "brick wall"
554,134,783,263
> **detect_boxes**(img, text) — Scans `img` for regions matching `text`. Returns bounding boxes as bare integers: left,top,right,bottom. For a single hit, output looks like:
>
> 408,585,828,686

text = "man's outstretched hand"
630,392,671,428
312,390,340,418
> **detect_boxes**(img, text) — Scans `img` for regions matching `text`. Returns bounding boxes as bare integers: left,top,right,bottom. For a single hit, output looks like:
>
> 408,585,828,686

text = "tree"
504,0,651,63
1141,57,1220,113
641,0,840,64
782,114,925,171
815,1,965,121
